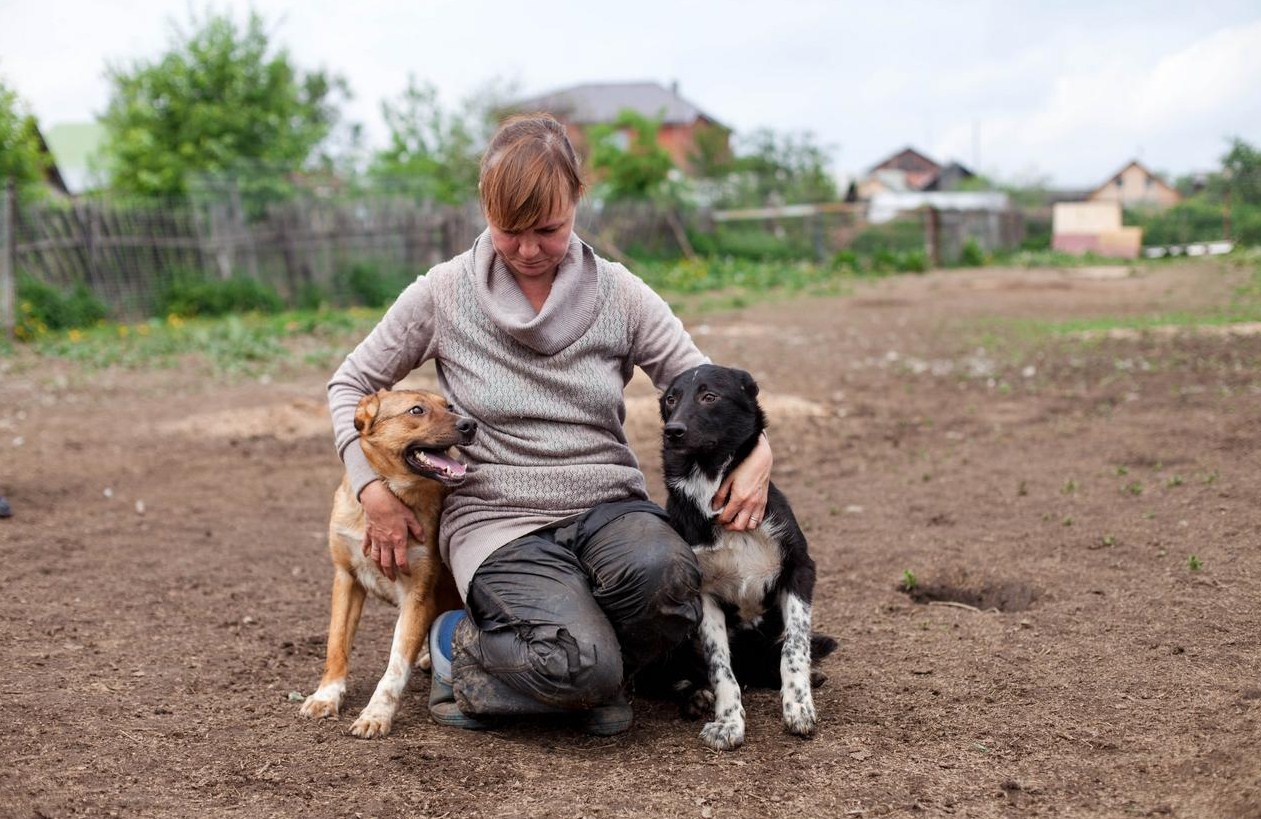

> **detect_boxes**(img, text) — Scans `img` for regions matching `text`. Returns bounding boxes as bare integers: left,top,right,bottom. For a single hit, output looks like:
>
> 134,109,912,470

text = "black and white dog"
660,364,830,751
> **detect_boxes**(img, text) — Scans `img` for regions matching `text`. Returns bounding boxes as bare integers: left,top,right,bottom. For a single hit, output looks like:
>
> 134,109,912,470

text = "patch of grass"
1123,481,1145,496
901,570,918,592
24,307,383,374
1166,474,1185,488
1061,478,1078,494
1187,554,1204,572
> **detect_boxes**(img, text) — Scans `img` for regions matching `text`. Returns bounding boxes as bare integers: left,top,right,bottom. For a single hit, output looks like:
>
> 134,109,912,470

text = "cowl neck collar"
469,229,602,355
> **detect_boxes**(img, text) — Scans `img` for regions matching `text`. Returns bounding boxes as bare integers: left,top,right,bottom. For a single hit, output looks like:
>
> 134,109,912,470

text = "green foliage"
156,271,284,317
686,123,734,179
0,77,47,193
901,570,918,592
588,110,675,201
722,128,838,207
1222,137,1261,206
850,218,925,255
960,238,986,267
100,9,347,198
369,76,503,204
335,260,414,308
634,257,842,295
15,275,108,336
1126,139,1261,245
1187,554,1203,572
689,224,812,261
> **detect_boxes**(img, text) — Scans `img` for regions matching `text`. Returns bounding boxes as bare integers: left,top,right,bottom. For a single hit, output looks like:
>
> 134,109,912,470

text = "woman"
327,114,772,734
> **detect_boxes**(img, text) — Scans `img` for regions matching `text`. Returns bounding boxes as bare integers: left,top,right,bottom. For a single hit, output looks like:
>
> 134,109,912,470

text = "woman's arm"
327,275,441,576
713,431,772,531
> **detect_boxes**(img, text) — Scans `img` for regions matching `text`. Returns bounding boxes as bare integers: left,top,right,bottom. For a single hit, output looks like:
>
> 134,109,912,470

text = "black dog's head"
660,365,766,473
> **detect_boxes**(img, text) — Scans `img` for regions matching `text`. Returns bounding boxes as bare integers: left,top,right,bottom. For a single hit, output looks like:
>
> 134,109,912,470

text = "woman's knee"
520,622,623,708
593,514,702,611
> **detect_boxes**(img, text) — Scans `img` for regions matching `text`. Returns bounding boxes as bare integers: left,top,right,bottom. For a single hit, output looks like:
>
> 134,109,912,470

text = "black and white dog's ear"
737,368,759,399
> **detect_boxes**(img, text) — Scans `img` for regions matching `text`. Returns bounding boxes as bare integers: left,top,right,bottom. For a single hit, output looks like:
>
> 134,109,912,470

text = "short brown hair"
480,114,584,232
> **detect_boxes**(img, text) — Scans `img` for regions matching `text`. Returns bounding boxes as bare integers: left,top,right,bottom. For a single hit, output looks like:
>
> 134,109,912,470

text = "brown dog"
300,388,474,738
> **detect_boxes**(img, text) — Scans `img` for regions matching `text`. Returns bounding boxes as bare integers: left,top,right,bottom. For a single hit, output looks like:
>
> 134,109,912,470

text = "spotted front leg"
780,592,817,736
698,594,744,750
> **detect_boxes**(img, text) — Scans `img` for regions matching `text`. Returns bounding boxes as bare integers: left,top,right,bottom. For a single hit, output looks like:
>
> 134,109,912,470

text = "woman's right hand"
359,480,424,581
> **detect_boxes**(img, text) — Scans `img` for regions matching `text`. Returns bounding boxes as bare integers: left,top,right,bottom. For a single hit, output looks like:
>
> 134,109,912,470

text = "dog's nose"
664,421,687,440
457,417,477,440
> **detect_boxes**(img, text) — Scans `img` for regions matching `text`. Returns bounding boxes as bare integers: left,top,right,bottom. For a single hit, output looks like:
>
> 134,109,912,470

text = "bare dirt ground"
1,260,1259,818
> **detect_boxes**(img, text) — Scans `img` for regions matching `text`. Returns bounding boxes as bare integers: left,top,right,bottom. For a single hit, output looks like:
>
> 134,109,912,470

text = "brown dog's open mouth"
404,445,468,486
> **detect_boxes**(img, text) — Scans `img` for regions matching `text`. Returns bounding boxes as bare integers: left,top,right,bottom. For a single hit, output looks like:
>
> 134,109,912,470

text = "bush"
960,238,986,267
336,261,415,308
156,271,284,317
898,249,930,273
16,275,108,336
850,218,925,255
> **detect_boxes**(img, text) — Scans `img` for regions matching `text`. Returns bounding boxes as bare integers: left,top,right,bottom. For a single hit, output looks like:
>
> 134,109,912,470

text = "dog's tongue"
425,450,467,478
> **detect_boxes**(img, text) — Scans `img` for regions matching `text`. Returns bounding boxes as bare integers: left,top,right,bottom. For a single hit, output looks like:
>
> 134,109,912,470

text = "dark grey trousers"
452,499,702,715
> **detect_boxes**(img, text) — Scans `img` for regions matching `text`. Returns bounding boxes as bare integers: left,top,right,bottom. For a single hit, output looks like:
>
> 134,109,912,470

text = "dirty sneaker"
427,610,489,730
582,694,633,736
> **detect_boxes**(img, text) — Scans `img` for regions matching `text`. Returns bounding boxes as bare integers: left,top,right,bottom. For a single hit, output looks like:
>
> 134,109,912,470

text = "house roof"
868,146,941,175
1089,159,1177,198
43,122,107,195
512,81,724,128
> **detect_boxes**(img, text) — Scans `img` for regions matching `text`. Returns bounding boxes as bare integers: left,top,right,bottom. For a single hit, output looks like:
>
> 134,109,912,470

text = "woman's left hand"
712,432,772,531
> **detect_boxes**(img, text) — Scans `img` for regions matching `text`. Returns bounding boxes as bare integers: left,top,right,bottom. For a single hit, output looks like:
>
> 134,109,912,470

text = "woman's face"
488,199,576,282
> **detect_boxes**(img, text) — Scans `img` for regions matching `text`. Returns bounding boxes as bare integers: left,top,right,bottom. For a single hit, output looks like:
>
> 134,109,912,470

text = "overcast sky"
1,0,1258,187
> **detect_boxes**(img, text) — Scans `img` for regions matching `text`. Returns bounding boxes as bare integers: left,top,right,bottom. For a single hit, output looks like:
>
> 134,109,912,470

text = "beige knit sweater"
328,230,707,597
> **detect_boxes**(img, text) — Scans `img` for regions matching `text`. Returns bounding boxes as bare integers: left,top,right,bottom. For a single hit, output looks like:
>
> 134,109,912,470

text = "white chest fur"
670,463,785,621
696,529,783,622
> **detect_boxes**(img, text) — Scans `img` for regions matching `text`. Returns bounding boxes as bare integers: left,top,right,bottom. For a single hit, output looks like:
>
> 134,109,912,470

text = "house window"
1115,178,1123,188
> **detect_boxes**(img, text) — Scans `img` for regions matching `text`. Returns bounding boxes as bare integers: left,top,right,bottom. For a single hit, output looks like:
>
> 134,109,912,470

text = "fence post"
1,180,15,340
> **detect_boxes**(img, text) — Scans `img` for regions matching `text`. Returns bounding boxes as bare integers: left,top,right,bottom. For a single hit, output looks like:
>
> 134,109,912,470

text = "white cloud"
932,19,1261,184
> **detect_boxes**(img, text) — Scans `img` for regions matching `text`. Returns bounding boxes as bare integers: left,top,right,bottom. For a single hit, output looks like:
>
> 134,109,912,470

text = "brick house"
1087,160,1181,211
509,81,729,175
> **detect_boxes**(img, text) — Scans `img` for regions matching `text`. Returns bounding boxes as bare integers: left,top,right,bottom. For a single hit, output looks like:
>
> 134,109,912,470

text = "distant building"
1051,201,1141,258
42,122,107,196
510,81,728,175
1086,160,1180,211
849,148,976,200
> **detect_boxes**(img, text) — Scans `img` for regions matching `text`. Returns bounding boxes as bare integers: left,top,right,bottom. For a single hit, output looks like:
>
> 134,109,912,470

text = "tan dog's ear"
354,390,386,433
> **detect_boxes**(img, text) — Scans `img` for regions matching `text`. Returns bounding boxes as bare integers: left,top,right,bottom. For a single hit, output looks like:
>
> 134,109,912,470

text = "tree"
0,77,46,191
588,109,675,201
722,128,838,207
1221,137,1261,206
370,77,482,204
100,10,348,198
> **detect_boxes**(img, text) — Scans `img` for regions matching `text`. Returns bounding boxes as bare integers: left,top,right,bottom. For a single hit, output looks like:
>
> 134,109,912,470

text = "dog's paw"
349,708,394,739
782,697,817,737
416,650,432,673
682,688,716,720
299,693,341,720
700,717,745,751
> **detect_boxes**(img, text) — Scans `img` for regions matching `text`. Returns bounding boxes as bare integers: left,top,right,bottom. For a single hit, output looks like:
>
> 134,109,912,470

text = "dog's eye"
700,392,719,404
664,394,677,408
408,405,426,416
446,403,456,412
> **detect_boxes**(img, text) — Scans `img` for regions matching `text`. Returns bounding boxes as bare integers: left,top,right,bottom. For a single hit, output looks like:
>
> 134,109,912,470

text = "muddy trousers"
451,500,702,716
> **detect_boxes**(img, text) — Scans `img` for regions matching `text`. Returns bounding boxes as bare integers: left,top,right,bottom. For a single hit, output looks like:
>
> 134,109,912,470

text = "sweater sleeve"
627,273,709,390
327,273,441,498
